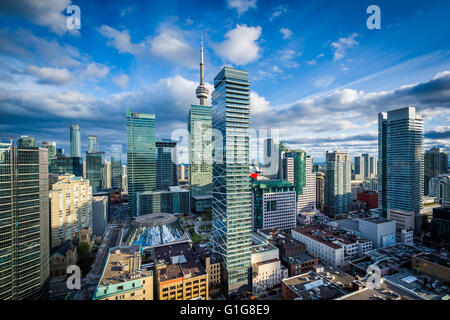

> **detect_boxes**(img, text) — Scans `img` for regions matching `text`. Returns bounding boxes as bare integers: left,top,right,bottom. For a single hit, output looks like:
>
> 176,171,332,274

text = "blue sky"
0,0,449,163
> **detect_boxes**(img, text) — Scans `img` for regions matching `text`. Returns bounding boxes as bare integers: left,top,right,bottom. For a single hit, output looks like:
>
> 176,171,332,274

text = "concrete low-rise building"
359,217,396,248
251,237,288,293
292,226,372,268
93,245,154,300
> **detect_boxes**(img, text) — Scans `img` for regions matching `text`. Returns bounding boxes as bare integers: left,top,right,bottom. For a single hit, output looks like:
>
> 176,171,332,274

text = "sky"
0,0,449,164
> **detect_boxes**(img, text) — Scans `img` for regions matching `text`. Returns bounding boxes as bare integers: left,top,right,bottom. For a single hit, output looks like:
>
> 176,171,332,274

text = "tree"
77,242,90,258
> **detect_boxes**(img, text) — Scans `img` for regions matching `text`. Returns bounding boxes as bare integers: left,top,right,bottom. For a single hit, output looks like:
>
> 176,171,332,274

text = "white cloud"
113,74,129,89
280,28,293,40
213,25,262,66
270,6,288,21
82,62,110,80
98,25,147,57
279,49,300,68
25,65,73,85
0,0,78,36
227,0,257,15
250,91,271,114
312,75,335,89
149,27,197,69
330,33,359,60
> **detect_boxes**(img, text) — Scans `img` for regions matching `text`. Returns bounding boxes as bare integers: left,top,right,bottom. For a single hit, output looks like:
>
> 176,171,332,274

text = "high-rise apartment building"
111,144,122,189
362,153,370,179
189,36,212,208
261,137,279,179
212,67,252,296
156,140,178,189
378,107,424,219
424,147,448,195
369,156,378,178
88,135,98,153
41,141,57,163
121,164,127,192
354,156,364,180
86,151,105,192
316,172,325,211
103,160,112,189
126,109,156,217
49,175,92,248
280,146,316,213
70,124,81,158
0,138,49,300
324,151,351,217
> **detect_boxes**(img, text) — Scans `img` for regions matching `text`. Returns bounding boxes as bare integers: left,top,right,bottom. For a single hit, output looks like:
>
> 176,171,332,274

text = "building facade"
110,144,122,189
49,175,92,248
156,140,178,190
87,135,98,153
424,147,448,195
70,124,81,158
251,179,296,231
211,67,252,296
324,151,351,217
126,109,156,217
0,138,50,300
379,107,424,219
86,151,105,192
136,186,190,216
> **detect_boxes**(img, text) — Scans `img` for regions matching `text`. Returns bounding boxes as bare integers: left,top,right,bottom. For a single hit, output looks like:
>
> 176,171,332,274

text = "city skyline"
0,0,449,162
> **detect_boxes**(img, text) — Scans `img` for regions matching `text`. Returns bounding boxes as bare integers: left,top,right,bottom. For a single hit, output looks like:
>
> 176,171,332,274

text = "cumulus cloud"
149,27,197,69
25,65,73,85
227,0,257,15
98,25,147,57
280,28,293,40
0,0,78,36
330,33,359,60
82,62,110,80
113,74,129,89
213,25,262,65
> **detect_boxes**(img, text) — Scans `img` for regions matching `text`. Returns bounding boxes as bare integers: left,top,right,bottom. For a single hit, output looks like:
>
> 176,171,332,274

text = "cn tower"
195,34,209,106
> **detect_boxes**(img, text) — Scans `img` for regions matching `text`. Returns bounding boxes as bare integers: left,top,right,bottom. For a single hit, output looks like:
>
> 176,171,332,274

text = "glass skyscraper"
126,109,156,217
156,140,178,189
379,107,424,216
70,124,81,158
189,35,213,209
324,151,351,217
0,138,49,300
211,67,252,296
424,147,448,195
86,151,105,191
88,135,98,153
111,144,122,189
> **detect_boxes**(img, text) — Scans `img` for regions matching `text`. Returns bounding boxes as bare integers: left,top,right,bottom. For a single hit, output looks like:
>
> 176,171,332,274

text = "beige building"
193,243,221,289
103,160,112,189
49,175,92,248
154,242,209,300
93,245,154,300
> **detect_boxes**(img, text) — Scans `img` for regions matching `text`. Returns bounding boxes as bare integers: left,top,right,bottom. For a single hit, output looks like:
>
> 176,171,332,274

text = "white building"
298,210,329,226
430,175,449,208
291,226,372,268
387,209,415,231
251,234,288,293
358,217,396,248
297,156,316,213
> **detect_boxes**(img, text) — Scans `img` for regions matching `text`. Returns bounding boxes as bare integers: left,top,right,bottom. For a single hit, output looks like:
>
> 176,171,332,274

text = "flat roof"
132,213,177,227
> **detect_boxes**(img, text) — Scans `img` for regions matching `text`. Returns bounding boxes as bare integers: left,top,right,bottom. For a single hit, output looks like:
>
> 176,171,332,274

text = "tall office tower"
316,172,325,211
354,156,365,179
280,146,315,213
378,107,424,219
261,137,279,179
49,155,83,177
424,147,448,195
156,140,178,189
362,153,370,178
324,151,351,217
0,138,49,300
370,157,378,178
49,175,92,248
378,112,388,217
86,151,105,191
41,141,57,162
103,160,112,189
111,144,122,189
18,136,36,148
88,135,98,153
121,164,128,192
211,67,252,296
189,35,213,204
126,109,156,217
82,158,86,178
70,124,81,158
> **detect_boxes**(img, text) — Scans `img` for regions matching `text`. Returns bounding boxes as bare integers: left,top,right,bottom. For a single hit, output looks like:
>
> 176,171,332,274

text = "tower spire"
196,33,208,105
